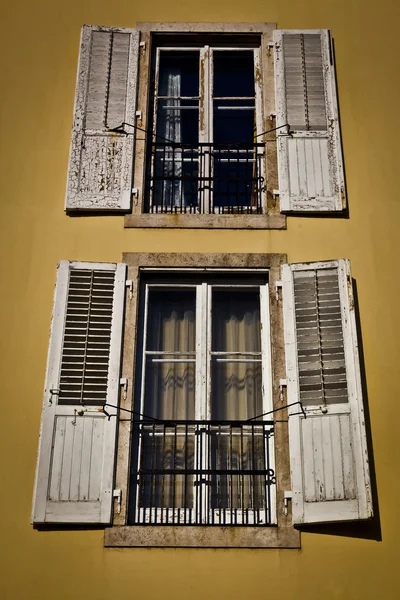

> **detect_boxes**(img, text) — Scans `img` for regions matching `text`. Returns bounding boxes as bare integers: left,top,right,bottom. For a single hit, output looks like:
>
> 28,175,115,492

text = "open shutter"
273,30,345,213
282,260,372,524
65,25,140,212
32,261,127,524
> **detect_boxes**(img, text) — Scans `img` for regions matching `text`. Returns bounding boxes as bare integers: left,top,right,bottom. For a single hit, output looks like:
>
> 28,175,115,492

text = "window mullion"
199,47,211,213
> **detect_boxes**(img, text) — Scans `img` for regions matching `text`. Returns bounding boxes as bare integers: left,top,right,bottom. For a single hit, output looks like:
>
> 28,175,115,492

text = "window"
146,41,265,214
128,273,275,525
64,23,346,223
32,254,372,548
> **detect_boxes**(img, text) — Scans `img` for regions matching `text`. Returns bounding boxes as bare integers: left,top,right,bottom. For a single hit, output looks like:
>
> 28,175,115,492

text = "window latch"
284,491,292,516
120,378,128,400
125,279,133,300
279,378,287,402
275,280,283,301
113,489,122,514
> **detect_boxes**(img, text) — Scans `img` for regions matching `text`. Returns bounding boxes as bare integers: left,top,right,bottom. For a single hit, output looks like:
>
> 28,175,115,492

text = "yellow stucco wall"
1,1,399,598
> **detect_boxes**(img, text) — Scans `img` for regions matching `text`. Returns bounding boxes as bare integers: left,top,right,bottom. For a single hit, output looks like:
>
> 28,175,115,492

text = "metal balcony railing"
130,420,275,526
146,143,265,214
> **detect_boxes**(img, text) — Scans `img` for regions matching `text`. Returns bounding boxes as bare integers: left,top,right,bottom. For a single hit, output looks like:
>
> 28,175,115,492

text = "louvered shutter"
32,261,127,524
273,30,345,213
65,25,139,212
282,260,372,524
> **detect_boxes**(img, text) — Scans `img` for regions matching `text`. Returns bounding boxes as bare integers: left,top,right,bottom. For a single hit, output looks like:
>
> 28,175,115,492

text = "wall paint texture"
1,1,399,598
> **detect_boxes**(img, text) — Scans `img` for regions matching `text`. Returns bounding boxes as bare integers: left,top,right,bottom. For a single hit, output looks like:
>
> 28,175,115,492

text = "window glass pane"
212,289,261,352
213,100,255,145
213,50,255,98
211,289,262,420
156,100,199,145
139,424,195,509
144,361,195,420
159,51,200,97
211,360,262,420
147,289,196,352
144,289,196,420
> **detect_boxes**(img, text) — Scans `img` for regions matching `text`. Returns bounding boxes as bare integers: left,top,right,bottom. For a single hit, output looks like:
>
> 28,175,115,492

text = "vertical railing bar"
200,426,204,524
196,424,199,524
218,423,222,524
230,424,233,524
184,423,188,524
172,423,177,524
208,424,211,525
161,423,166,524
148,424,154,525
179,148,183,214
161,145,166,213
240,424,244,525
251,423,256,524
266,426,272,524
238,147,242,214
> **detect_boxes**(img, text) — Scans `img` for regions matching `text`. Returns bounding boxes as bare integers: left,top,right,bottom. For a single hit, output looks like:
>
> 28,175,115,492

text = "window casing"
146,42,265,214
128,274,276,525
126,22,285,229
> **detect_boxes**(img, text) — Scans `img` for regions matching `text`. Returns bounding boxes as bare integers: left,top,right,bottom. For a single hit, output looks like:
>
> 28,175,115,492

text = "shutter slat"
107,33,131,128
85,31,111,130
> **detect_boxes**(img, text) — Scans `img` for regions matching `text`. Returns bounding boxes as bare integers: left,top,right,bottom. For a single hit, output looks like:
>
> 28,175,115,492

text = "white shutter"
282,260,372,524
274,30,345,213
65,25,139,212
32,261,127,524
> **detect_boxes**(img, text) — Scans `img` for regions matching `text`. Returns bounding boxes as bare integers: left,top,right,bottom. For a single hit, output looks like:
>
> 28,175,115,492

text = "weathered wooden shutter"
282,260,372,524
273,30,345,213
65,25,139,212
32,261,127,523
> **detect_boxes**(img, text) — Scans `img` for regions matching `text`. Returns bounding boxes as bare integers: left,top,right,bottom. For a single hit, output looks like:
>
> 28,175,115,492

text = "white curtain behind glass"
159,67,182,207
212,290,262,420
211,290,264,510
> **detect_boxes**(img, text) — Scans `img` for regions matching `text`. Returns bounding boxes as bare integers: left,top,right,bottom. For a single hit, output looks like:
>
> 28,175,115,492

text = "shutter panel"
32,261,127,524
65,26,140,212
282,260,372,524
274,30,346,213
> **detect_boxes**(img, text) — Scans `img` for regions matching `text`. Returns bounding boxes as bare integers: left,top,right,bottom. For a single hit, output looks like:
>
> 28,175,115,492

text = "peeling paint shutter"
32,261,127,524
282,260,372,524
273,30,345,213
65,26,139,212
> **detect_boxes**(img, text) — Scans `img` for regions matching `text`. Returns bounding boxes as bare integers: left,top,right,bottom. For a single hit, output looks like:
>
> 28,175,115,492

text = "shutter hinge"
120,377,128,400
269,111,277,121
267,41,275,49
136,110,142,120
113,488,122,514
139,40,146,53
275,280,283,301
279,378,287,402
125,279,133,300
273,189,280,197
284,491,292,516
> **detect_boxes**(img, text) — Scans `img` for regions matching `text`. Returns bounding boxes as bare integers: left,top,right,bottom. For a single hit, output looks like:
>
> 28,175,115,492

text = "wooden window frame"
105,252,300,548
124,22,286,230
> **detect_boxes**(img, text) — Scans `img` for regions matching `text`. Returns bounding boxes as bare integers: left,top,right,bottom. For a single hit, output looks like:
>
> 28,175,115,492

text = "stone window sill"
124,214,286,229
104,525,300,548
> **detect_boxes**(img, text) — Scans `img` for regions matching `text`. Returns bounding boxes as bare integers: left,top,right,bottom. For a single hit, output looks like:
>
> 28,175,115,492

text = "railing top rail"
133,419,274,426
151,142,266,148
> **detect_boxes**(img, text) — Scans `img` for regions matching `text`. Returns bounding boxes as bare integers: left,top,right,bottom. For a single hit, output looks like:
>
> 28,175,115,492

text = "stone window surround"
125,22,286,231
106,252,300,548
